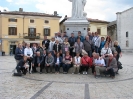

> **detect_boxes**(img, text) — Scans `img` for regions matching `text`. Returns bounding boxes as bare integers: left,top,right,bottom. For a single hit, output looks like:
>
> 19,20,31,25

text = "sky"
0,0,133,22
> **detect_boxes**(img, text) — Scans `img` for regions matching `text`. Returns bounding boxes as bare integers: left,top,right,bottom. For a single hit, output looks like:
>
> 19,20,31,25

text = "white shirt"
24,47,33,57
101,47,112,56
56,58,60,64
49,41,55,51
94,57,106,66
74,56,81,64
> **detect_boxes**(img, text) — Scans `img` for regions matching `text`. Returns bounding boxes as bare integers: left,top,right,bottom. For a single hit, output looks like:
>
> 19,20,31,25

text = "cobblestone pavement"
0,53,133,99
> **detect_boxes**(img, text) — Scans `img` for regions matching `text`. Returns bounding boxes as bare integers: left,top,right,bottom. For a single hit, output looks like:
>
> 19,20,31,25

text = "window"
97,28,101,35
30,19,34,23
44,20,49,24
126,40,129,47
44,28,50,36
28,28,36,36
9,18,17,22
8,27,17,35
126,32,128,37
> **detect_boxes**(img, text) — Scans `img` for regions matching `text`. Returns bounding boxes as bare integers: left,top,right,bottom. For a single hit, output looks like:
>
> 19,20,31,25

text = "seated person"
80,50,92,75
15,56,29,76
94,53,106,78
105,54,118,78
101,42,112,57
72,53,81,74
91,52,97,75
45,52,54,73
63,51,72,74
54,52,62,74
32,52,44,74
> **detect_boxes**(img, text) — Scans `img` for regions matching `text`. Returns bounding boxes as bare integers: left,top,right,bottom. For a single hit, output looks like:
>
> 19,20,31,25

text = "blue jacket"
54,56,62,64
77,36,84,42
15,47,24,60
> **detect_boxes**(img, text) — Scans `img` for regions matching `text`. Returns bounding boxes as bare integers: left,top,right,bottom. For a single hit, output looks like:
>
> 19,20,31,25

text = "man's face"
78,32,81,36
56,40,59,44
109,55,113,59
52,38,55,41
71,33,74,37
37,53,40,56
48,53,51,57
86,36,89,40
44,36,47,40
43,51,46,54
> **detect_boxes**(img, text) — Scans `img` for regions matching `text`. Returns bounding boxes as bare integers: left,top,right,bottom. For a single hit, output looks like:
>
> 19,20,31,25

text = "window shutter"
8,27,11,35
15,27,17,35
48,28,50,36
28,28,30,36
34,28,36,36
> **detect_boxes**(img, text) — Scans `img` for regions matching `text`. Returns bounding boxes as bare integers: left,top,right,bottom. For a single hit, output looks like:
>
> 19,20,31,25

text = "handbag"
117,61,123,69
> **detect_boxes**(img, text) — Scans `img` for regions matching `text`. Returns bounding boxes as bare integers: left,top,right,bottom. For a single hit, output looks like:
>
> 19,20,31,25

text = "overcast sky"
0,0,133,22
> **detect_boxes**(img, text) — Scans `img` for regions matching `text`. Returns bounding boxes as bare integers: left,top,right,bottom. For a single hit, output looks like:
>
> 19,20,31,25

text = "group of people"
14,31,122,79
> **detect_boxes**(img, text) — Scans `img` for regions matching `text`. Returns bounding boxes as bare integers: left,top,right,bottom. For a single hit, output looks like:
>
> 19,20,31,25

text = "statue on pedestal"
68,0,87,19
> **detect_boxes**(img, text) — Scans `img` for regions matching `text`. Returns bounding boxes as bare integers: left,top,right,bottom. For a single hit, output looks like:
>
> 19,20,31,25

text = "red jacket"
81,56,92,67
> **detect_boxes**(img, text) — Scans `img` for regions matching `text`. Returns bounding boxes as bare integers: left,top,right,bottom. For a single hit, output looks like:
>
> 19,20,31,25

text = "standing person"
72,53,81,74
45,52,54,73
99,37,105,55
60,33,66,44
68,33,76,57
83,36,92,57
32,43,37,57
49,37,55,56
36,43,43,55
74,38,84,56
62,38,70,58
88,31,93,41
106,36,113,48
22,41,26,49
63,51,72,74
63,32,68,38
42,50,47,72
114,41,122,61
24,43,33,74
76,31,84,42
32,52,44,74
53,39,62,55
81,50,92,75
92,32,101,53
42,36,50,51
14,43,24,64
54,52,62,74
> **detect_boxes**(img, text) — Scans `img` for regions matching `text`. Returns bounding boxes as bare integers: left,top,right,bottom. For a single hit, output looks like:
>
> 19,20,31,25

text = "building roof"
0,10,61,18
116,7,133,14
60,16,109,24
107,20,117,27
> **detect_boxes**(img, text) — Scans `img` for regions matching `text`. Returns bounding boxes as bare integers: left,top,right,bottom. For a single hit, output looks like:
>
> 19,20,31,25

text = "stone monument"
64,0,89,37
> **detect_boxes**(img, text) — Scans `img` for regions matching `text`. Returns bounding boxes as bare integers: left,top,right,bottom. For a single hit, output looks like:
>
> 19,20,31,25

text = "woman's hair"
114,40,119,46
106,36,112,43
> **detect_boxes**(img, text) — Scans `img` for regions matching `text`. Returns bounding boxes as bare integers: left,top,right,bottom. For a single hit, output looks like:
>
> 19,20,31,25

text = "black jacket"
53,43,62,52
42,39,50,50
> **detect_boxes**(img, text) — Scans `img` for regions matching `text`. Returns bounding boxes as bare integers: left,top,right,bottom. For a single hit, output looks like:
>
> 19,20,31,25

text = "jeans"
54,64,60,72
107,68,115,77
87,51,92,57
63,64,71,73
45,64,53,73
94,46,99,53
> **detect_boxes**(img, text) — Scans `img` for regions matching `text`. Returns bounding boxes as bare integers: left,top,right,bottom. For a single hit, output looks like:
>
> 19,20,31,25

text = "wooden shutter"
8,27,11,35
28,28,30,36
15,27,17,35
97,29,101,35
34,28,36,36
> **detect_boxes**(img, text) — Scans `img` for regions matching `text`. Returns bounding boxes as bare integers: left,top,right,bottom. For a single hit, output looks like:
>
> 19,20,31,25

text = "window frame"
44,20,49,24
43,28,50,36
30,19,35,23
8,18,17,22
8,27,17,35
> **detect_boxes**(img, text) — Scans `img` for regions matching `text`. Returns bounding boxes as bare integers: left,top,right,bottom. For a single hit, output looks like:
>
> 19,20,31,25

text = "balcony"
23,33,40,39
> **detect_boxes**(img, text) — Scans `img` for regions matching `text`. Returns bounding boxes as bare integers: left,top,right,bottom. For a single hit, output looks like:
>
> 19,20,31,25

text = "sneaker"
95,75,100,79
86,72,88,75
83,71,85,75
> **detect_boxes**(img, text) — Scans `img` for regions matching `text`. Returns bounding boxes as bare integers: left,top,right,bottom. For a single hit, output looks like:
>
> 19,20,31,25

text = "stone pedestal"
64,19,89,37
